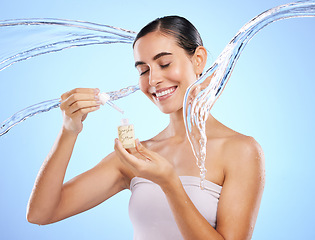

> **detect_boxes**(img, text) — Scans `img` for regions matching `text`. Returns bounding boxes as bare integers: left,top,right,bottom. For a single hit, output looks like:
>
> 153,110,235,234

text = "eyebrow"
135,52,172,68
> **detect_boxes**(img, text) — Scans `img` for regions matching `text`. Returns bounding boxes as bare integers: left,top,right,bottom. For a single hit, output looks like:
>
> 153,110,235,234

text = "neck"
167,108,186,139
165,109,218,141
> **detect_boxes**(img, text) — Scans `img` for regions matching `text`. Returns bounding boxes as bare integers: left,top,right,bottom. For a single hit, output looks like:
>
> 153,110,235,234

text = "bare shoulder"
224,134,264,160
215,132,265,239
221,134,265,179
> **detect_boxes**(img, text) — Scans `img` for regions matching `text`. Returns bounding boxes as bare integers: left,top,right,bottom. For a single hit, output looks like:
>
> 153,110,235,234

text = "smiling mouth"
153,86,177,101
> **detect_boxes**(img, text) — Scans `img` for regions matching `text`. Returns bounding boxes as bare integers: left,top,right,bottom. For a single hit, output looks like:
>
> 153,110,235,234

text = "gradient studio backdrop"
0,0,314,239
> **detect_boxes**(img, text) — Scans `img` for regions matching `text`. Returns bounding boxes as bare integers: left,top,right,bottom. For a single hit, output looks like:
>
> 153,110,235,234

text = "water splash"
0,18,140,136
0,2,314,189
0,99,60,136
183,0,315,189
0,85,140,136
0,18,136,71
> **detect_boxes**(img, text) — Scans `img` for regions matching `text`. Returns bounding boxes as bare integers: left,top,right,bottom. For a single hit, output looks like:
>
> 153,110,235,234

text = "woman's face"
133,31,198,114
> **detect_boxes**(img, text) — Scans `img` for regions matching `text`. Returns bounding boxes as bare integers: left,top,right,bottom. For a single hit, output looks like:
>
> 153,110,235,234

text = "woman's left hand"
114,139,175,187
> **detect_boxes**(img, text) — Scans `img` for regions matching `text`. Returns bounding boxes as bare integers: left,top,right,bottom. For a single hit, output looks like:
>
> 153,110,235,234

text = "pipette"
99,92,124,114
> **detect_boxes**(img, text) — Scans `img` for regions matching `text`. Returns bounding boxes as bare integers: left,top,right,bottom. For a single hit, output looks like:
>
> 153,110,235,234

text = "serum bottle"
117,118,135,149
98,92,135,148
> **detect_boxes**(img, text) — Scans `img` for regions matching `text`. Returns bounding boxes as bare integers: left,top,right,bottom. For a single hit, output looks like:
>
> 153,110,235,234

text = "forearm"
161,176,224,240
27,128,78,224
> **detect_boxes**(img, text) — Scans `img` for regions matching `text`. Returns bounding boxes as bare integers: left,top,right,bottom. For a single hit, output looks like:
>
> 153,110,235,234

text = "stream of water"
183,0,315,188
1,1,314,188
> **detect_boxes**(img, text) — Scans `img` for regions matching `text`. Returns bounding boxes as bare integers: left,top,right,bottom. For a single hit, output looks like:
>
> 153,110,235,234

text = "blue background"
0,0,314,239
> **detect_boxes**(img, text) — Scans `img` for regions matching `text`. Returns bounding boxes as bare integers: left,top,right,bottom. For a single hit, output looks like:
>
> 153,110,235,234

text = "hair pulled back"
133,16,203,56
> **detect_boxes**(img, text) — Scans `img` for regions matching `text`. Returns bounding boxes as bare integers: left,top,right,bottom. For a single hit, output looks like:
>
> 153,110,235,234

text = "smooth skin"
27,31,265,240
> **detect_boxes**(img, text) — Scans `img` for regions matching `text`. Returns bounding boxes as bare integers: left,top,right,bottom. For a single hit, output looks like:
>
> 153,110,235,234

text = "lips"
153,86,177,101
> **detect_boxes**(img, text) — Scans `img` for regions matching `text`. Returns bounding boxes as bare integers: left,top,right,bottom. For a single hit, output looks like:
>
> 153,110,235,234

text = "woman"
27,16,265,240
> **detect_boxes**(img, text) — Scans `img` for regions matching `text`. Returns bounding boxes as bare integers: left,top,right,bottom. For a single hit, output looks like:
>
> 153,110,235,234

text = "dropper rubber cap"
99,92,110,105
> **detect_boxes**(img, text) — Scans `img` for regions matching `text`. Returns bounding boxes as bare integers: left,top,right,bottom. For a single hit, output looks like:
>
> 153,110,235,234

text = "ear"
193,46,207,77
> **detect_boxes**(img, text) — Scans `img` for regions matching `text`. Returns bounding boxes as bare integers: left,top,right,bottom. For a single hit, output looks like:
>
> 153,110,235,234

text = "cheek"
166,64,184,82
170,63,196,85
139,77,150,94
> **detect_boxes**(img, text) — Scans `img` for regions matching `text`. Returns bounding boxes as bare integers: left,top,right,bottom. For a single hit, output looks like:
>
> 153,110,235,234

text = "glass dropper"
99,92,124,114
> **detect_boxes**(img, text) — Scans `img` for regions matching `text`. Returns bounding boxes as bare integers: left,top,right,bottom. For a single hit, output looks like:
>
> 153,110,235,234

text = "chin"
158,105,182,115
160,109,173,114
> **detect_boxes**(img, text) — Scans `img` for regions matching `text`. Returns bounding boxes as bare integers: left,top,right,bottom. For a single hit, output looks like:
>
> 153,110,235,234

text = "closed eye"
140,69,149,76
139,63,170,76
160,63,170,68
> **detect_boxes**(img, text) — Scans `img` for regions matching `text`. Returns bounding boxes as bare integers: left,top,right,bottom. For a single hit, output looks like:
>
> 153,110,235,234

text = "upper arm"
216,137,265,240
49,151,130,223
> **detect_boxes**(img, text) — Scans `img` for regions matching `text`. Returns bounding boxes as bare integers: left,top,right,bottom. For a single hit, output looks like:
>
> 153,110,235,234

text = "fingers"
135,139,159,161
63,93,99,106
114,139,147,173
71,105,100,120
115,139,175,186
61,88,99,101
60,88,101,116
67,98,100,115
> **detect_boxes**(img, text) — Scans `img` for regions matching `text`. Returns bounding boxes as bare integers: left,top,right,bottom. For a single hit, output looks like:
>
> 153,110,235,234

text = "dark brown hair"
133,16,203,56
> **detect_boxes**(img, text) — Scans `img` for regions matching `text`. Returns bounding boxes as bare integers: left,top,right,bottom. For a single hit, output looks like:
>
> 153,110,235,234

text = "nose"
149,67,163,87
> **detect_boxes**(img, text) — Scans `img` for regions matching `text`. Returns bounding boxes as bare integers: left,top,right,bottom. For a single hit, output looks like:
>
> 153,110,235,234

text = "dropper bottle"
117,118,135,149
98,92,124,114
98,92,135,149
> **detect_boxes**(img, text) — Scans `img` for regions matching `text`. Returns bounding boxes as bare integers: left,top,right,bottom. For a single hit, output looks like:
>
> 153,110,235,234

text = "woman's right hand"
60,88,101,135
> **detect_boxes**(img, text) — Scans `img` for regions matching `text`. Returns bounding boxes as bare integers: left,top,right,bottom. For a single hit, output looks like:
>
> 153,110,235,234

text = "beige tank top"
129,176,222,240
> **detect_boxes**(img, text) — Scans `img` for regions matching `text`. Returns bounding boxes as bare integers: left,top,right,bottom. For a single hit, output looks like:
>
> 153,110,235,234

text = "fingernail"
96,100,102,105
95,95,100,100
94,88,100,95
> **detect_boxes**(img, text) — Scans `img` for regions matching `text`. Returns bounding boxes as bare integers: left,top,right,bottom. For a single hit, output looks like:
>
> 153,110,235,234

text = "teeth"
156,88,175,97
